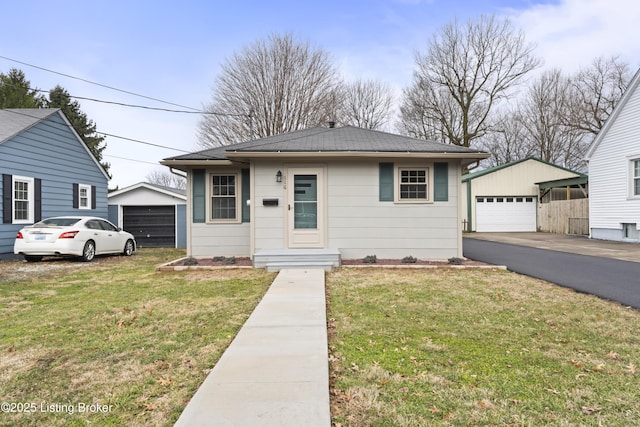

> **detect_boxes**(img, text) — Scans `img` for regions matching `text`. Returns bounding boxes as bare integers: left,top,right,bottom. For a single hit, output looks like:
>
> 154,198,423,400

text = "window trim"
208,172,241,223
394,164,433,204
78,184,92,210
631,158,640,198
12,175,35,224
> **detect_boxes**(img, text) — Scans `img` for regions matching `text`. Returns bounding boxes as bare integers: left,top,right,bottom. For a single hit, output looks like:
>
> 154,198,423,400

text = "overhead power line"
0,54,201,111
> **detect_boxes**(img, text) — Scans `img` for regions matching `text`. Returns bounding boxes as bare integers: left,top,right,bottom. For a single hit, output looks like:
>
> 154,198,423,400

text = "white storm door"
287,167,326,248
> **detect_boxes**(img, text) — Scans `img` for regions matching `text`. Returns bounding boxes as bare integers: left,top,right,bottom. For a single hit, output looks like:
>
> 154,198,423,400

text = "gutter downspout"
466,179,472,232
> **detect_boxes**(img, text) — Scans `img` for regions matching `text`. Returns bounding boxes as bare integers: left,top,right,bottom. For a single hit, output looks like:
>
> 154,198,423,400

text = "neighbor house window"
13,176,34,223
633,159,640,196
78,184,91,209
211,174,238,220
398,168,428,201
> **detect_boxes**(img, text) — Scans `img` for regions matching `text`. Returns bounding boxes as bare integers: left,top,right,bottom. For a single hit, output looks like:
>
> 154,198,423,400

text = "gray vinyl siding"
0,112,108,255
190,223,250,256
328,162,459,259
253,161,286,251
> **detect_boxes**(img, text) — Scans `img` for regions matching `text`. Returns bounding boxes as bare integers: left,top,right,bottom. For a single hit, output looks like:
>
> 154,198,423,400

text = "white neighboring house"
585,68,640,242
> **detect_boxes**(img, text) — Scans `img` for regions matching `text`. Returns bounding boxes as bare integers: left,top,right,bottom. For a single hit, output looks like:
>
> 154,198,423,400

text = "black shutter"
2,174,12,224
72,183,79,209
241,169,250,222
434,163,448,202
379,163,394,201
34,178,42,222
91,185,97,209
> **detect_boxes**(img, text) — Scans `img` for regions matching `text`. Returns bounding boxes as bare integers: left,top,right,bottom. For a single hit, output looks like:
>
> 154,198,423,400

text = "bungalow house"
0,108,109,258
161,125,489,269
585,68,640,242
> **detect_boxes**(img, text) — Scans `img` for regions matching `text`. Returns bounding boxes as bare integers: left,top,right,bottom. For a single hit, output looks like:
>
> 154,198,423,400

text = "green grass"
327,268,640,426
0,249,275,426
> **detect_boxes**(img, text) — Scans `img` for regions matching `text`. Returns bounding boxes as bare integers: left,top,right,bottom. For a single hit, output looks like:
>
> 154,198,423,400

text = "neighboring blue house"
0,108,109,258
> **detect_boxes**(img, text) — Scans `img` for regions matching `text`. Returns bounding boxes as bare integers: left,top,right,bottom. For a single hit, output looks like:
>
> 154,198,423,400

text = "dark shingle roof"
165,126,487,161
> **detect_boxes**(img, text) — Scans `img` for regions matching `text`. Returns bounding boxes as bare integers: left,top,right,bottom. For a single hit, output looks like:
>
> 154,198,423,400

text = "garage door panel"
123,206,175,247
476,196,536,232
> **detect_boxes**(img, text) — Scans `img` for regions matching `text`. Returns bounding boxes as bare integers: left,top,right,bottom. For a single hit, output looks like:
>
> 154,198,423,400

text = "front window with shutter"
211,174,238,220
13,176,34,223
398,168,428,201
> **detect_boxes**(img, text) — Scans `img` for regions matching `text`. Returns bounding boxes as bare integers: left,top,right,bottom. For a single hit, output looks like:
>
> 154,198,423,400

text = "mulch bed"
166,256,492,268
341,258,490,267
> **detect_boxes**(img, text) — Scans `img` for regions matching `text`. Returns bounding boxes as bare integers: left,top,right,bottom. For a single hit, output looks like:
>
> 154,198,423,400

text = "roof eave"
224,150,490,160
160,159,238,169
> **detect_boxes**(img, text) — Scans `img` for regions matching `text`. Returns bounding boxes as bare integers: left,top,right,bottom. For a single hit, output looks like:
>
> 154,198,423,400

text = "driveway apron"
174,268,330,427
464,237,640,309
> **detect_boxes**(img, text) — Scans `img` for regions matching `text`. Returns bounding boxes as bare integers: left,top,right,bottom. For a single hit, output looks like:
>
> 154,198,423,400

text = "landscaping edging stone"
157,257,506,272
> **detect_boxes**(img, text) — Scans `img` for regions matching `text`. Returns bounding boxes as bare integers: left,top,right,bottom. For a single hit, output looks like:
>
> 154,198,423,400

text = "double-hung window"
13,176,34,223
398,167,429,202
211,174,238,220
78,184,91,209
633,159,640,197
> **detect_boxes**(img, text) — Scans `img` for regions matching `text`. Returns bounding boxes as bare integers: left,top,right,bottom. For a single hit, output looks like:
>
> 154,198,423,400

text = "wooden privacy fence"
538,199,589,235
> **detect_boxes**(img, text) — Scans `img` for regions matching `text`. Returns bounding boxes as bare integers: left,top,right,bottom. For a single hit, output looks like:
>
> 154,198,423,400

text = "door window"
293,175,317,229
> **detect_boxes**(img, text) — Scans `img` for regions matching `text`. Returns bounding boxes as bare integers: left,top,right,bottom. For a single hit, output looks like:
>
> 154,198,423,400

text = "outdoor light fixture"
276,170,282,182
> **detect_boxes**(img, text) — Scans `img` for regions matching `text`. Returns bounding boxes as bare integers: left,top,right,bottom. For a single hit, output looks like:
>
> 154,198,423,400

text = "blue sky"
2,0,639,187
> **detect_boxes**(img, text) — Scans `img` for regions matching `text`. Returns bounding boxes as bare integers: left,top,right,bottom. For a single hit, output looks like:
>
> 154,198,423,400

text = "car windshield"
35,218,82,227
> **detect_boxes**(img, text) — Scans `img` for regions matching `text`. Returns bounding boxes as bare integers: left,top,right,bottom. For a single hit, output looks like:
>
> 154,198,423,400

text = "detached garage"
108,182,187,248
462,158,583,232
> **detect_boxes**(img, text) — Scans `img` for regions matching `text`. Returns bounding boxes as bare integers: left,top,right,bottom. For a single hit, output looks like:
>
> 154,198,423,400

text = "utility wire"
0,54,201,111
0,81,247,117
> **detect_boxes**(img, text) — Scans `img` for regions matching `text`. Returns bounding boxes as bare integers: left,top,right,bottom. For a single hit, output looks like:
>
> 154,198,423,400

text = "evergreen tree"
46,85,110,176
0,68,45,108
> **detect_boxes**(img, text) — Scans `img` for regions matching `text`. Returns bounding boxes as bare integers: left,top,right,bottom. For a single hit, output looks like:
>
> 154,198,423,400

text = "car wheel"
123,239,134,256
81,240,96,262
25,255,43,262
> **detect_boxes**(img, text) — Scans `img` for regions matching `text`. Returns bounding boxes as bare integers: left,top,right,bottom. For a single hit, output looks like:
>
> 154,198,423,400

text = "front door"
287,167,326,248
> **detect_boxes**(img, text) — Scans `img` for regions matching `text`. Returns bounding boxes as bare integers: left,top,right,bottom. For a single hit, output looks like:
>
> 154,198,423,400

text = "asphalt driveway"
463,233,640,309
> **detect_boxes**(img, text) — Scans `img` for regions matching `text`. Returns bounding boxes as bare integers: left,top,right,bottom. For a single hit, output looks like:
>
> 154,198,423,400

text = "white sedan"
14,216,136,262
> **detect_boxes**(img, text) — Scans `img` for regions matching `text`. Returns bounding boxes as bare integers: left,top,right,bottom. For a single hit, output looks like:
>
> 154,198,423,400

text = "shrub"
402,255,417,264
183,257,199,266
362,255,377,264
212,256,226,262
448,257,464,265
223,256,237,265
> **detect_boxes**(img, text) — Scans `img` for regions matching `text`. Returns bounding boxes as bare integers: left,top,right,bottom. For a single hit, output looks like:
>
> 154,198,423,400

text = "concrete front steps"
253,249,341,272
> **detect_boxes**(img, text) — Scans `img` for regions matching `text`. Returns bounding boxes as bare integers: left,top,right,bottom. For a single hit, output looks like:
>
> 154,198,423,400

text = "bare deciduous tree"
400,14,540,148
479,111,534,167
198,33,342,148
146,169,186,190
339,79,394,130
564,55,632,135
518,69,589,170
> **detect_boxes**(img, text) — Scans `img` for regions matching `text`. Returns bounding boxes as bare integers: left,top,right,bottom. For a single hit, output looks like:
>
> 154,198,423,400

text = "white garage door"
475,196,537,232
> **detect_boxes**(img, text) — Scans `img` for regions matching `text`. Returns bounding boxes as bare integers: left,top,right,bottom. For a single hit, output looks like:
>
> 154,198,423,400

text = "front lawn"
0,249,275,426
327,268,640,426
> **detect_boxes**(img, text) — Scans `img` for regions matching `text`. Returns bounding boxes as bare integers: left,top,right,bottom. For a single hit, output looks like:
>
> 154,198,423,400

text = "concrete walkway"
174,269,331,427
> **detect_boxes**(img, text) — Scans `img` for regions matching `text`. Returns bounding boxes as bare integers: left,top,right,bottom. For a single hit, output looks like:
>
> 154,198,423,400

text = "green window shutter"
379,163,394,201
434,162,448,201
192,169,206,223
241,169,250,222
